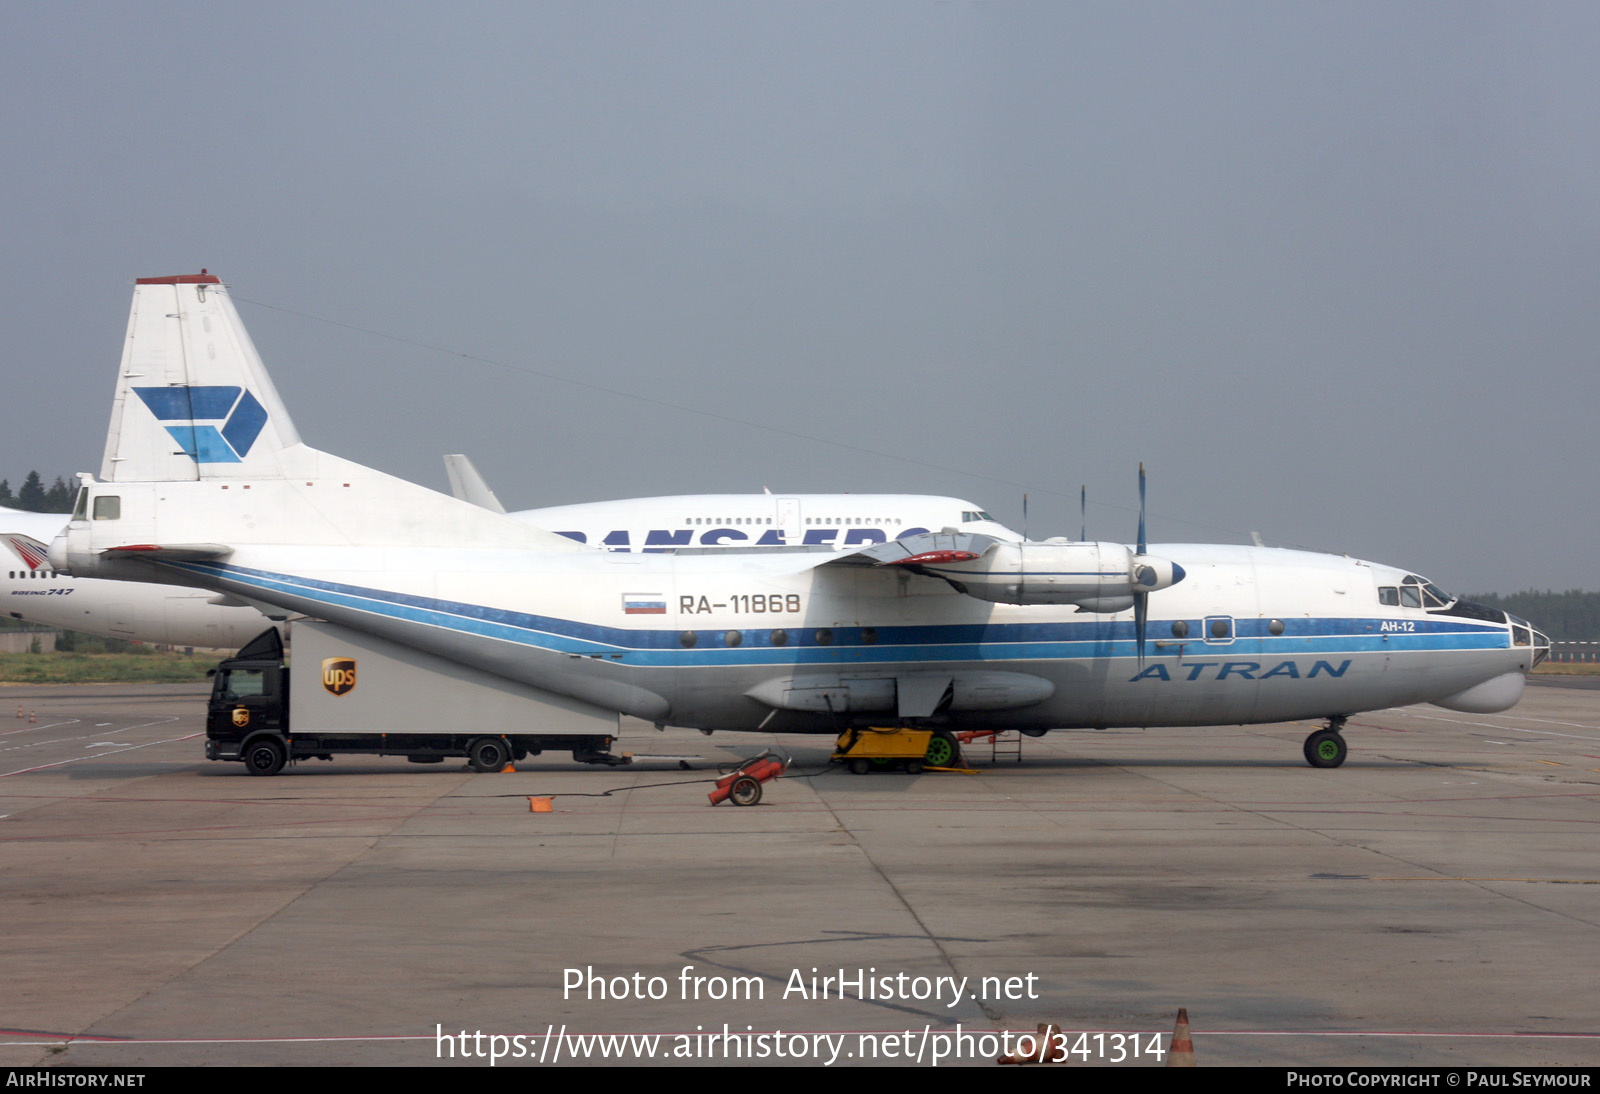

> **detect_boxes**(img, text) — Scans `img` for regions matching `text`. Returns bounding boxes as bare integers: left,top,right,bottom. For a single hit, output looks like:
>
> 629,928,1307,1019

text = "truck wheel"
244,738,286,777
729,776,763,806
468,736,511,773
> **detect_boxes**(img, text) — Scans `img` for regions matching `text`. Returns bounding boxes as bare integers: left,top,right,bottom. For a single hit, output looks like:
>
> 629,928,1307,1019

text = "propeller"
1129,464,1186,665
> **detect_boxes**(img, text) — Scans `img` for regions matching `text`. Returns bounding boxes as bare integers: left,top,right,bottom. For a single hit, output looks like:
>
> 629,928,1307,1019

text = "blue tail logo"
133,386,268,463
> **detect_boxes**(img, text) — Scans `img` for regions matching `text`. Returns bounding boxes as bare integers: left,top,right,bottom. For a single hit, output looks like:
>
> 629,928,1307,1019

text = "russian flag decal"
622,593,667,615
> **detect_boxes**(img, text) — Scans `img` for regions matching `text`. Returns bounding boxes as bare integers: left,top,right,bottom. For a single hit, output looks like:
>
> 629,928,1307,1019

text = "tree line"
0,471,74,512
1464,590,1600,644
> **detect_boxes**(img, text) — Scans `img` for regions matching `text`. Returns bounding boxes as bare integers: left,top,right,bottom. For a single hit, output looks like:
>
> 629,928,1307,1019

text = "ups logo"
322,657,357,697
232,706,250,728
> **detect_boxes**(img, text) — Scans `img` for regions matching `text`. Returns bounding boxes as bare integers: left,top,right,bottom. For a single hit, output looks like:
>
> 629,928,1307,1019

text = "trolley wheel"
1303,730,1348,769
468,736,512,773
729,776,763,806
244,738,286,777
905,760,924,775
848,758,871,775
924,730,958,768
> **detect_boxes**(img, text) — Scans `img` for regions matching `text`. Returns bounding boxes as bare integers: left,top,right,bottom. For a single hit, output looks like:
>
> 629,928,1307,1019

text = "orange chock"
528,797,553,813
500,762,516,773
1165,1007,1195,1067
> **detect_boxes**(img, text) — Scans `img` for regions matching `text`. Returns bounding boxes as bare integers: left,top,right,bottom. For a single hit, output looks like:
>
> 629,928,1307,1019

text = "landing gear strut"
1303,717,1348,769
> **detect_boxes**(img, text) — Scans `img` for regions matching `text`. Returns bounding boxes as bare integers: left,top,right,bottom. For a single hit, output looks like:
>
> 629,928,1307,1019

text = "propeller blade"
1135,464,1148,663
1135,590,1148,666
1079,484,1086,542
1137,463,1147,556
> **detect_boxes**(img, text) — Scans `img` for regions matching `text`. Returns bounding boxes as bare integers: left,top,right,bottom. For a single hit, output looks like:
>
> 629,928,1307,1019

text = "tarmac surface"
0,679,1597,1067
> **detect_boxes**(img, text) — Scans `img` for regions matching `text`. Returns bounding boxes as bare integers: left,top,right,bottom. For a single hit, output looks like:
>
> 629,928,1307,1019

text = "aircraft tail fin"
102,273,301,483
3,534,52,570
443,455,507,513
69,273,584,559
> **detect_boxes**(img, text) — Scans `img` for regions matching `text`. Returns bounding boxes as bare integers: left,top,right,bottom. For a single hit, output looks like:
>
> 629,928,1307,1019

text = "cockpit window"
72,488,88,521
961,511,995,523
1379,587,1399,606
1394,574,1456,611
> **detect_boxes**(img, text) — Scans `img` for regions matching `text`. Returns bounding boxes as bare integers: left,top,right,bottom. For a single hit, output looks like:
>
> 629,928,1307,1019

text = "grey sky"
3,2,1596,594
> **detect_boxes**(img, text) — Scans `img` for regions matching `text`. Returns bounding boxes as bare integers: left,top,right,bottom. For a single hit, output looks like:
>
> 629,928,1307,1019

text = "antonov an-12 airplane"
50,273,1547,774
5,482,1016,647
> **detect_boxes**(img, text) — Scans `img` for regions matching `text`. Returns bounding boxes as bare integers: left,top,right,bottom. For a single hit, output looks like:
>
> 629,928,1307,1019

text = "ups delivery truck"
205,620,625,775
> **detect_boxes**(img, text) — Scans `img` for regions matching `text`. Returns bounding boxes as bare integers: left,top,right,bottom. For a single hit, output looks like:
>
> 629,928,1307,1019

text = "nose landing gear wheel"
1303,729,1348,768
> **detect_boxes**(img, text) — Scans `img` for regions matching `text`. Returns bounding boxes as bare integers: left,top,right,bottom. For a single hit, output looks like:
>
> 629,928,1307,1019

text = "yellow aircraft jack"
831,726,963,774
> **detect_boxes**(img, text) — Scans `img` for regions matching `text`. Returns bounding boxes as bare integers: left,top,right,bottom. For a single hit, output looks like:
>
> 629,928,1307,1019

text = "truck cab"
205,627,291,773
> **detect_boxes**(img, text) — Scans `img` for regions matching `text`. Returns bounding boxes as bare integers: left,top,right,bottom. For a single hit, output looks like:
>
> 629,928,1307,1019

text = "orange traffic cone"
1166,1007,1195,1067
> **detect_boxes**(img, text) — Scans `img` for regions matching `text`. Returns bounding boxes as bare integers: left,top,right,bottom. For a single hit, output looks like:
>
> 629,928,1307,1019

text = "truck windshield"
217,669,267,701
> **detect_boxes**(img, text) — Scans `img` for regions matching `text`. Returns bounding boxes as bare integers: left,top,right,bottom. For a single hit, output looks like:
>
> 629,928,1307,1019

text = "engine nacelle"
896,540,1185,609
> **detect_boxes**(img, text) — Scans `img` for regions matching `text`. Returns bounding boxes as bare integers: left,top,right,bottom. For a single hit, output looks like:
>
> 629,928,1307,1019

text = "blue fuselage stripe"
166,561,1509,668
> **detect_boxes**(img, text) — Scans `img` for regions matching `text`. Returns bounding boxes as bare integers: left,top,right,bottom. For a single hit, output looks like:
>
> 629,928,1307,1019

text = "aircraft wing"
102,543,235,561
814,531,1003,569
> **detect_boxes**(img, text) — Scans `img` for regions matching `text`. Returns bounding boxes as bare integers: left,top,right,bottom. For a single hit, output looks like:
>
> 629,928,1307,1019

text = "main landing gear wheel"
923,731,958,768
1303,729,1348,769
468,736,512,773
728,776,763,806
244,738,286,777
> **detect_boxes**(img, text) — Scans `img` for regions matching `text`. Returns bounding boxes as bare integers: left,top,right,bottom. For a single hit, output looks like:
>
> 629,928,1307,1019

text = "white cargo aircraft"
50,274,1547,770
5,478,1016,646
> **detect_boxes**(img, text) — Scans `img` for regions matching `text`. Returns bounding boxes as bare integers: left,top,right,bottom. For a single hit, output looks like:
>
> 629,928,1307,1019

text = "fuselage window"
92,495,121,520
